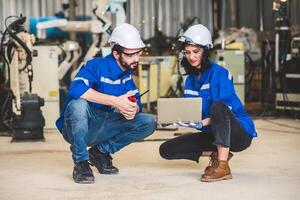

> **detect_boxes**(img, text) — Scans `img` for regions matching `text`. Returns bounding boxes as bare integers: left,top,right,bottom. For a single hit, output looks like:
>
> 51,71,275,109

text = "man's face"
114,48,143,71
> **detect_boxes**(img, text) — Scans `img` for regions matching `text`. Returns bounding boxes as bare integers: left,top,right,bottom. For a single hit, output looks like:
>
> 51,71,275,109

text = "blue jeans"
62,99,157,163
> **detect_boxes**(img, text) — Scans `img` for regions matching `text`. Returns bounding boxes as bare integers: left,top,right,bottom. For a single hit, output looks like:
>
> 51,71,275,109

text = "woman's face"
183,44,204,69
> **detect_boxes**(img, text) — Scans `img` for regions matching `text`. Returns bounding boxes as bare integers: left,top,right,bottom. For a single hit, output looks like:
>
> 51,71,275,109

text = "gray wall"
1,0,299,39
223,0,300,31
128,0,213,39
0,0,213,40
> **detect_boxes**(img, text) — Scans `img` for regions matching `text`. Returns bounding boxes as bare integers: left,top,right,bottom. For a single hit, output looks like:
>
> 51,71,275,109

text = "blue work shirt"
56,54,143,131
184,62,257,138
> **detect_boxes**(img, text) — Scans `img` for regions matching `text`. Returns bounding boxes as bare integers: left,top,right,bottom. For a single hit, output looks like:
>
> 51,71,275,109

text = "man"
56,23,157,184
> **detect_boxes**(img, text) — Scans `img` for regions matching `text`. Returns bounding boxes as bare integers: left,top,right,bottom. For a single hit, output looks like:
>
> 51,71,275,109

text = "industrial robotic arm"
1,15,45,141
35,0,126,77
58,41,81,80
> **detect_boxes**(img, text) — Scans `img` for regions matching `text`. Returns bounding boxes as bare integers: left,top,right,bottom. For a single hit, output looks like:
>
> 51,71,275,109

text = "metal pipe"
68,0,76,41
259,0,264,31
275,33,280,72
221,0,227,30
229,0,237,27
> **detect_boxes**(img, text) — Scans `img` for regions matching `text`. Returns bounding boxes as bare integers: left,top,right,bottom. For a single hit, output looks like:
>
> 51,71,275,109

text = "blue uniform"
184,62,257,138
56,54,143,131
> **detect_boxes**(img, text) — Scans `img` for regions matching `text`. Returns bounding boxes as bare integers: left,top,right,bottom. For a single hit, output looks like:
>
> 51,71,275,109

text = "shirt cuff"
68,82,90,99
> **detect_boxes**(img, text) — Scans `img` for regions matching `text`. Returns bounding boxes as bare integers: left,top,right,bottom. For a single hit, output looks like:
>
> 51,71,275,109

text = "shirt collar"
107,54,132,80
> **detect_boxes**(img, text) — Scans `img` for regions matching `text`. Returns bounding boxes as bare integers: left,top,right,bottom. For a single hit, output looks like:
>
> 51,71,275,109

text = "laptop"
157,98,202,124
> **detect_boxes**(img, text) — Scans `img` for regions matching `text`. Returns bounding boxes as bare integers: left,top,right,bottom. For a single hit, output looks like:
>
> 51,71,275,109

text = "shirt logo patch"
100,75,132,85
200,83,210,90
100,77,121,85
184,89,199,96
127,89,139,95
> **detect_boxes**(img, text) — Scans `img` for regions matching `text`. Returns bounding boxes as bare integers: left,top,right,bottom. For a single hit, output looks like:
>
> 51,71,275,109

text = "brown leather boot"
204,152,233,174
201,160,232,182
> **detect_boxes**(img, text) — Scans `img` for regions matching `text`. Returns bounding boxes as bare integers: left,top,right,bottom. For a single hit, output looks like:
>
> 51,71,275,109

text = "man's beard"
119,56,139,70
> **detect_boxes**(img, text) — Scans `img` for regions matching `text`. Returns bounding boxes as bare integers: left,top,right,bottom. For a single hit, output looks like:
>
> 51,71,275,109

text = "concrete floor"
0,118,299,200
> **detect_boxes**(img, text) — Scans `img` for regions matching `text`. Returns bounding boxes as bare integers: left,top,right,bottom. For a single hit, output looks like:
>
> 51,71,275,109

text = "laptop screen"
157,98,202,124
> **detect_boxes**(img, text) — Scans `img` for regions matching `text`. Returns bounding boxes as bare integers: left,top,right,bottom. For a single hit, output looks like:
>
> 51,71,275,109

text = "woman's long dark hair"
180,45,212,76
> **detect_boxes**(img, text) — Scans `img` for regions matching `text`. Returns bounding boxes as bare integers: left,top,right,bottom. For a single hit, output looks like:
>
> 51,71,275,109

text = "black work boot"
88,146,119,174
73,160,95,184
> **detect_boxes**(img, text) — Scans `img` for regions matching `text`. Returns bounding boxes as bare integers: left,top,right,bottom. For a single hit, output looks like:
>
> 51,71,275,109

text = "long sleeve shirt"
184,62,257,138
56,54,142,131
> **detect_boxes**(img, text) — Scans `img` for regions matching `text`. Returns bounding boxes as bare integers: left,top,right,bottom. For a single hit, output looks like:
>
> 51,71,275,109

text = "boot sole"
200,174,232,182
73,178,95,184
204,152,234,174
89,154,119,175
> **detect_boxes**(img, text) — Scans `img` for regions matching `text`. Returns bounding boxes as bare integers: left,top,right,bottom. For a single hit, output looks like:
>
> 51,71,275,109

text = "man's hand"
80,89,139,120
120,104,139,120
112,92,138,120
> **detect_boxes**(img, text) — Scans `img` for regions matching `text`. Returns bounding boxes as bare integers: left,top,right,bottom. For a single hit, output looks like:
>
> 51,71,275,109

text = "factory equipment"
58,41,82,81
135,56,177,111
30,45,62,129
214,27,261,63
1,15,89,134
212,50,246,104
12,92,45,142
30,0,127,86
0,15,46,141
275,57,300,111
272,0,300,112
211,26,262,104
33,0,126,63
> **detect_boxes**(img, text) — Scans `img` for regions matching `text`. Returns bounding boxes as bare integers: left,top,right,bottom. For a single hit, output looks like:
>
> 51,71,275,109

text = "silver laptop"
157,98,202,124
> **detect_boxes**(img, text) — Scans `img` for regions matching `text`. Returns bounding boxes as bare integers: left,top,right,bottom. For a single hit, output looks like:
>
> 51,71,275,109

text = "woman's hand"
201,118,211,126
175,118,211,130
175,121,203,130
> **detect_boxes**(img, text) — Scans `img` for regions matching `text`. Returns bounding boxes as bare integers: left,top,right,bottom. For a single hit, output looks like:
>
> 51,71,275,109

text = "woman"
159,24,257,182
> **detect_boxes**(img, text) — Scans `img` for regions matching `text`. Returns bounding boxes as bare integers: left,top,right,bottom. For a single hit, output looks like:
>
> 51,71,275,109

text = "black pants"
159,102,252,162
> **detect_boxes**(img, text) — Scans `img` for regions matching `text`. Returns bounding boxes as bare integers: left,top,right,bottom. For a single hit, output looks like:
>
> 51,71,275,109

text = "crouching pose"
56,23,156,184
159,24,257,182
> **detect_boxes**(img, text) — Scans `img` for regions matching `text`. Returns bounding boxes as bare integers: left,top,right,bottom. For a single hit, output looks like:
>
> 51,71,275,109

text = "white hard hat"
178,24,213,48
109,23,145,49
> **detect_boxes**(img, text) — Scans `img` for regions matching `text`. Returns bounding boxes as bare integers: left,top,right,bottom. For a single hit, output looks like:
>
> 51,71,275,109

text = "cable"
245,52,256,84
6,16,34,93
259,40,279,118
1,15,28,87
92,6,112,35
245,52,256,100
256,127,299,134
278,52,299,119
135,138,171,142
262,119,300,130
0,22,12,87
4,16,19,29
0,89,12,116
7,24,32,71
57,44,67,64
